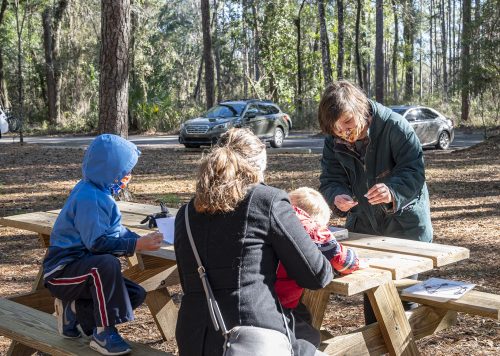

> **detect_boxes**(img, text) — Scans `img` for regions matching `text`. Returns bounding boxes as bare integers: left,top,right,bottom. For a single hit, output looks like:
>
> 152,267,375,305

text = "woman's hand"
334,194,358,212
365,183,393,205
136,232,163,251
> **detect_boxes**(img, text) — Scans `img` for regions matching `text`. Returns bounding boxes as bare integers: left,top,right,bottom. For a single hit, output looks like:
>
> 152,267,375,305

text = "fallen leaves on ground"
0,135,498,355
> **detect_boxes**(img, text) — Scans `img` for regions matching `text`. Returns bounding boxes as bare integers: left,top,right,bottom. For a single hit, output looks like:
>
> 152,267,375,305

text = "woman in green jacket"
318,80,433,324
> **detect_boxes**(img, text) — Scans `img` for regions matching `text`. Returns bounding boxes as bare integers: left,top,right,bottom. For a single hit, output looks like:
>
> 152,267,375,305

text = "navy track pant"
45,254,146,334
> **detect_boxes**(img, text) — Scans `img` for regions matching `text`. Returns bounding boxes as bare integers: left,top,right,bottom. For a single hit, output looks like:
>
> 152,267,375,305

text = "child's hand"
136,232,163,251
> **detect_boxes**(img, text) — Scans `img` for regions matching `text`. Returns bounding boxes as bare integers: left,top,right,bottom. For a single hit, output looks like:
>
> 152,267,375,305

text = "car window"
259,104,279,115
245,104,260,116
266,104,280,114
405,109,419,121
391,108,408,116
421,108,439,120
205,104,245,118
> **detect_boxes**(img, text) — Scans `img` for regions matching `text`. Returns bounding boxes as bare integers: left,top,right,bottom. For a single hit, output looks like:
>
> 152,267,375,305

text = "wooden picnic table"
0,201,479,356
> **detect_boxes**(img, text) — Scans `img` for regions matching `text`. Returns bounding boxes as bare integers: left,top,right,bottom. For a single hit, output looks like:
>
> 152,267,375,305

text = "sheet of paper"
401,277,476,302
156,217,175,244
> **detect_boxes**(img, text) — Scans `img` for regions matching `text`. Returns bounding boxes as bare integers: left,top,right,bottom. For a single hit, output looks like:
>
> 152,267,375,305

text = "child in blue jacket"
43,134,162,355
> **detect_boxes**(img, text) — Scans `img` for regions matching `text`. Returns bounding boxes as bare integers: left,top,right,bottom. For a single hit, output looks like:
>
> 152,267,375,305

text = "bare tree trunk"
403,0,414,100
355,0,364,88
212,0,222,103
440,0,448,100
296,0,306,119
391,0,398,102
201,0,215,109
337,0,344,79
375,0,384,103
250,0,260,81
461,0,471,121
419,0,423,100
193,57,203,101
430,0,434,95
98,0,131,137
242,0,248,97
129,2,139,131
446,0,454,91
318,0,333,85
42,0,68,127
0,0,9,109
451,0,456,92
13,0,27,143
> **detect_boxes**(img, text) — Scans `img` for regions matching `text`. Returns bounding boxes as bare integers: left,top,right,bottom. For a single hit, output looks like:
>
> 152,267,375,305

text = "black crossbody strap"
184,204,228,335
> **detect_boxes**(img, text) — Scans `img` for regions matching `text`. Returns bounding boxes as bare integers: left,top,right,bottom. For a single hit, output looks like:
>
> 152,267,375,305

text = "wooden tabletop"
0,201,470,296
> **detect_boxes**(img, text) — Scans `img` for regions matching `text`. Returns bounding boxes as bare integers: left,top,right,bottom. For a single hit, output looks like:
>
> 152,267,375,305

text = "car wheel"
270,127,284,148
436,131,450,150
184,144,200,149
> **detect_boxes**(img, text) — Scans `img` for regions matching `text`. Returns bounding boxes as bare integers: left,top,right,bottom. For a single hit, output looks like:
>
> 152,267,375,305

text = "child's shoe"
54,298,81,338
90,327,131,355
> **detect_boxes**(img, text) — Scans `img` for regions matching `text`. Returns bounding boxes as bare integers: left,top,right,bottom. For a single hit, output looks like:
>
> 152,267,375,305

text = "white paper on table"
156,217,175,244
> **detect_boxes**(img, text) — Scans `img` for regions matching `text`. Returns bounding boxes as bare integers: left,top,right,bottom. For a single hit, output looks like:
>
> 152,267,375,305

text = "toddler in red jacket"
275,187,360,347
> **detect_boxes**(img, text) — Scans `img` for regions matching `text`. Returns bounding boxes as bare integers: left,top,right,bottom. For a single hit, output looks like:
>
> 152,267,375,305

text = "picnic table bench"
1,201,499,356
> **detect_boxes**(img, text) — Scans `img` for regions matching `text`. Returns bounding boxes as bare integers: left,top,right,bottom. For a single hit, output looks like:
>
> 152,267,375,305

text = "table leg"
301,289,331,329
131,254,179,340
367,280,419,356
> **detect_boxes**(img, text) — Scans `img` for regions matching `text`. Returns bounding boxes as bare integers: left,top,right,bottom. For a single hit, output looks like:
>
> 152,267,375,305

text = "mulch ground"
0,135,499,355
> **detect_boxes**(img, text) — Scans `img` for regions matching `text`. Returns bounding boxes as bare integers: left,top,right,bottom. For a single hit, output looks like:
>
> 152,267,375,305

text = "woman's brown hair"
194,128,266,214
318,80,370,134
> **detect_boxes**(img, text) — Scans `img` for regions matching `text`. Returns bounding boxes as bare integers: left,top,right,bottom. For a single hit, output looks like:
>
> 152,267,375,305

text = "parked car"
389,105,454,149
178,99,292,148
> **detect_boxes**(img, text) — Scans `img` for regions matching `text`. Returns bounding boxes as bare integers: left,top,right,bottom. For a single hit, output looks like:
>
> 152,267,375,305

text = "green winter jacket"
319,100,433,242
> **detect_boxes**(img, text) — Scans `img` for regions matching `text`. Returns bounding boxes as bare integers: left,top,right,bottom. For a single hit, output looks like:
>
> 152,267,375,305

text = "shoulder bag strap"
184,203,292,343
184,204,228,335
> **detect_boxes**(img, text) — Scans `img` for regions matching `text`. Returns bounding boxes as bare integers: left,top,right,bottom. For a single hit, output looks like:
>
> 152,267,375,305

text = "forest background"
0,0,498,138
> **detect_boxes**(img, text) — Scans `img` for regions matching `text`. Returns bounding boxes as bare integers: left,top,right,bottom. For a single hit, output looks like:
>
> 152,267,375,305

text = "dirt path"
0,137,498,355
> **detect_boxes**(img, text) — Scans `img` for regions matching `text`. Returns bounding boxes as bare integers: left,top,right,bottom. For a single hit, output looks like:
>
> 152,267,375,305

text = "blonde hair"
318,80,370,135
289,187,331,226
194,128,266,214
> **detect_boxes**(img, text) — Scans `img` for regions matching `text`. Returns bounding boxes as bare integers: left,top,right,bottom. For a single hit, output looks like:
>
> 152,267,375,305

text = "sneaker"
54,298,81,338
90,327,131,355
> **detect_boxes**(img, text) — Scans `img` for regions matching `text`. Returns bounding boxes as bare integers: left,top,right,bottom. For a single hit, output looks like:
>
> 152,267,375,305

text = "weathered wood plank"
301,289,331,329
116,201,179,217
0,298,169,355
367,281,419,356
8,289,54,314
138,244,176,261
145,289,178,341
49,202,178,218
344,233,469,267
395,280,500,320
123,264,179,292
320,306,457,355
354,248,434,280
326,268,392,296
0,212,55,235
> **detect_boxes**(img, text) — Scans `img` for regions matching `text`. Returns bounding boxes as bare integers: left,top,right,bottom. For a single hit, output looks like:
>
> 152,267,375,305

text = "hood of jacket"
82,134,140,191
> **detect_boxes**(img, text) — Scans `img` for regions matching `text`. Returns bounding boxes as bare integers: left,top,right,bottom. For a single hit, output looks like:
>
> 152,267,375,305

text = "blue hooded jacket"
43,134,141,279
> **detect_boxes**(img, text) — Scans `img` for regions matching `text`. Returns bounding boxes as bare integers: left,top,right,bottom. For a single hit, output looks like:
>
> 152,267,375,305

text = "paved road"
0,130,484,154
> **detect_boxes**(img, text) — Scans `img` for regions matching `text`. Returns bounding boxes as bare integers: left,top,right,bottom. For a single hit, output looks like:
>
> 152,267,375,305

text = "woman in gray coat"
317,80,433,323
